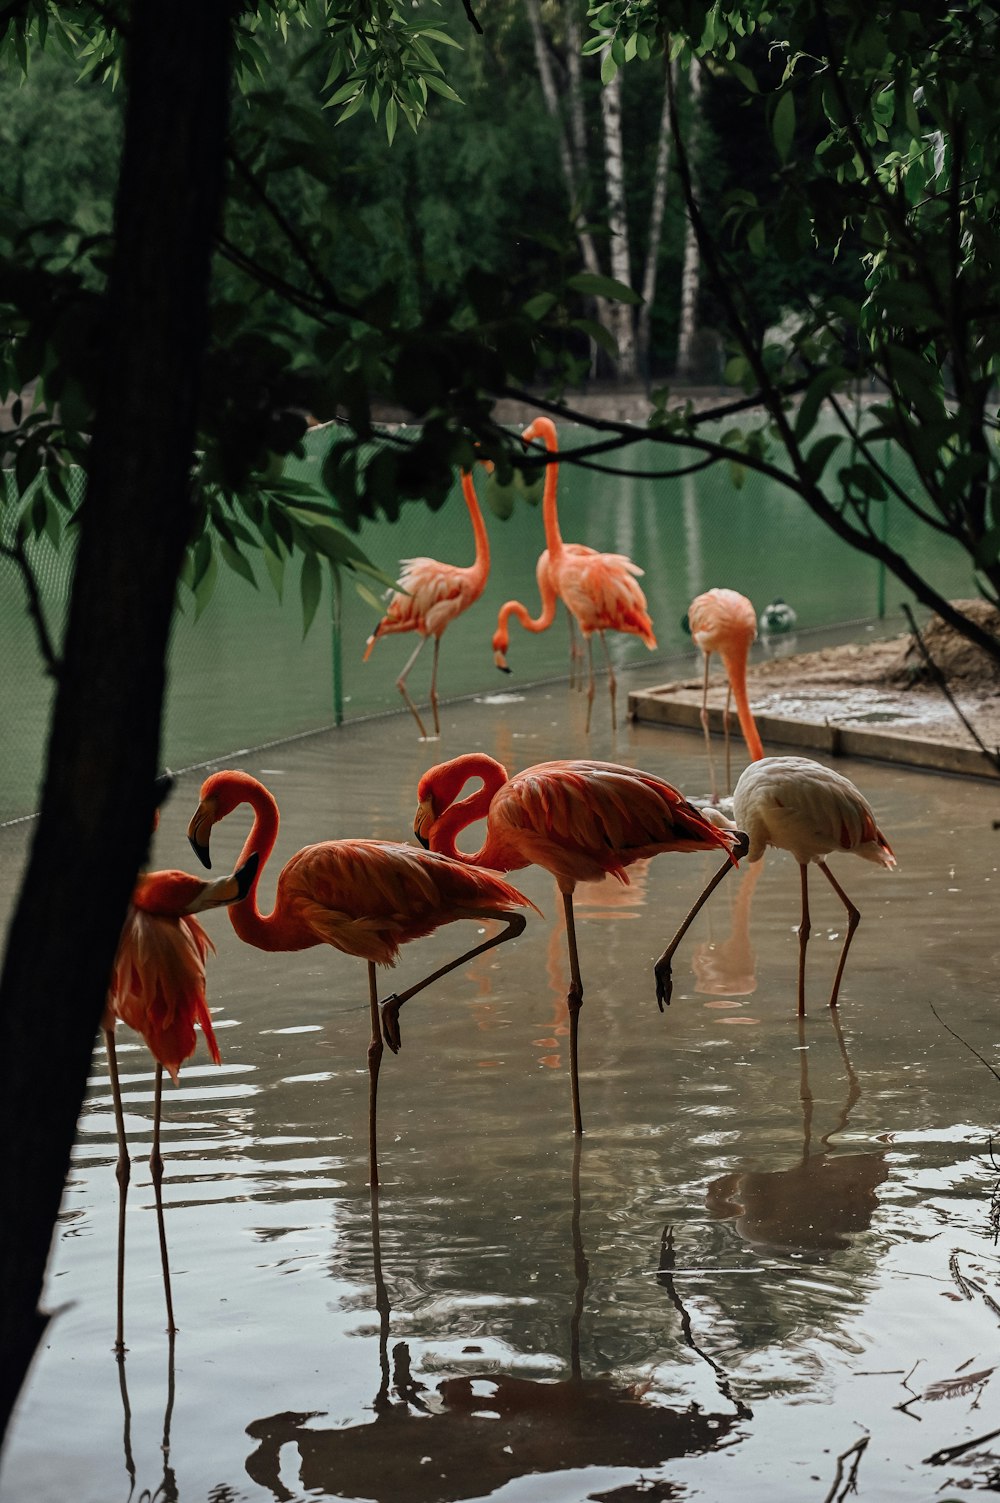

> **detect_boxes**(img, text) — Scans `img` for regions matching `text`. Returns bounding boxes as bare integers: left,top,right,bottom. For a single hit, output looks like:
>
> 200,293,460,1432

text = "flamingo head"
187,768,264,868
520,416,557,451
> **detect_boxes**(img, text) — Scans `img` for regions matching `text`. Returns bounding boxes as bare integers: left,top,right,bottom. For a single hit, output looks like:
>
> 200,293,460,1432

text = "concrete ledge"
628,683,1000,781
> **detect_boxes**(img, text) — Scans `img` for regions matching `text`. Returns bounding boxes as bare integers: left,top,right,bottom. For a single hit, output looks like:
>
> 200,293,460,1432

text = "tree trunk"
599,53,638,380
638,70,673,378
0,6,232,1448
525,0,614,356
675,61,704,382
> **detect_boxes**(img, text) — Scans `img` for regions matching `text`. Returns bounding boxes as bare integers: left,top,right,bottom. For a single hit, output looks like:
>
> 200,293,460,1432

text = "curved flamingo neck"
220,777,285,947
461,470,490,583
719,644,765,761
427,753,508,863
494,573,558,646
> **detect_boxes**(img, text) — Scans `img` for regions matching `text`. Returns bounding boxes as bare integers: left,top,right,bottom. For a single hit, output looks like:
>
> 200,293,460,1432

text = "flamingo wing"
555,553,656,643
494,761,731,884
278,840,533,965
109,908,219,1081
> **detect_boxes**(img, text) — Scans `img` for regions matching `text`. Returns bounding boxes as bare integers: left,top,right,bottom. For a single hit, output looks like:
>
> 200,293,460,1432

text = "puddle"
2,680,999,1502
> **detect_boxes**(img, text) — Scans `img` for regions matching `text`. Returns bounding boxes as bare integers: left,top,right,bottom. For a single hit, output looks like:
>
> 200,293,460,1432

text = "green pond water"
0,424,973,823
1,683,999,1501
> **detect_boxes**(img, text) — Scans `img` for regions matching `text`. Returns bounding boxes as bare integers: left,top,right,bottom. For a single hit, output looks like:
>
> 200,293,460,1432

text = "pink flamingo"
414,752,744,1133
104,855,257,1347
187,769,535,1184
687,588,765,798
492,417,656,731
364,468,490,738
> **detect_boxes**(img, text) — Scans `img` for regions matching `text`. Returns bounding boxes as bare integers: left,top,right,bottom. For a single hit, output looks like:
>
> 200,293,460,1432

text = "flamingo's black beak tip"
189,835,212,870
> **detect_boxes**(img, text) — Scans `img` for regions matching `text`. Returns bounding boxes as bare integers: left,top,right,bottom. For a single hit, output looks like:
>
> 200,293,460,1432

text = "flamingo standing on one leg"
724,755,895,1015
687,588,765,799
104,855,258,1349
413,753,744,1135
186,769,536,1186
492,417,656,732
364,468,490,738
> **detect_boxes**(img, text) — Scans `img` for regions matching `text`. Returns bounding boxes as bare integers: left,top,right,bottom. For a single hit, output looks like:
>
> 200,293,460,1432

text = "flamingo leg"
428,636,442,737
817,858,861,1010
598,631,618,732
380,913,527,1053
797,862,812,1017
567,610,579,690
562,891,584,1136
396,636,430,738
700,652,719,802
106,1026,131,1354
367,962,383,1189
150,1063,177,1335
654,845,746,1009
584,637,596,734
723,683,733,795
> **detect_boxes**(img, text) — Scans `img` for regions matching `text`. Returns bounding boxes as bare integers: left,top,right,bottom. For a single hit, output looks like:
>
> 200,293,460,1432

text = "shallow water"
3,676,1000,1502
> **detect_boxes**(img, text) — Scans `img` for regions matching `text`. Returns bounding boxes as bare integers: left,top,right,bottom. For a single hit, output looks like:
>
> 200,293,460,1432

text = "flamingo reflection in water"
245,1152,739,1503
704,1015,888,1257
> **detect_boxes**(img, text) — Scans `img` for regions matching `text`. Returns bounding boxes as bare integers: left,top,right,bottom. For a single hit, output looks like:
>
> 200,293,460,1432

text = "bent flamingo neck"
720,645,765,762
423,753,508,864
214,775,287,949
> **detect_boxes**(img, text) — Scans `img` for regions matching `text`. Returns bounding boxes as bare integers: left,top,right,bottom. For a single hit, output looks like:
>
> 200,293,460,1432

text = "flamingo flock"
92,422,901,1347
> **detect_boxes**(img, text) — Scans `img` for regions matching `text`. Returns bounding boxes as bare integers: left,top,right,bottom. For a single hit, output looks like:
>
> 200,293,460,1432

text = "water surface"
2,680,999,1501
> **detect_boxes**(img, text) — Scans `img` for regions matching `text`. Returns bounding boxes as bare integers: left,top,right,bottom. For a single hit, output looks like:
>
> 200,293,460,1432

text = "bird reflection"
245,1149,736,1502
691,857,763,998
705,1015,888,1256
115,1331,178,1503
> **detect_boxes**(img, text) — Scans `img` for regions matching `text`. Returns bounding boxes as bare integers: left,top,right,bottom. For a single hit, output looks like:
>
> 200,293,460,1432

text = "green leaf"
794,367,850,441
567,272,642,306
300,552,322,637
600,49,617,85
193,548,218,620
219,539,258,588
570,317,618,359
385,95,398,144
804,433,844,481
523,291,558,320
262,546,285,602
772,89,795,163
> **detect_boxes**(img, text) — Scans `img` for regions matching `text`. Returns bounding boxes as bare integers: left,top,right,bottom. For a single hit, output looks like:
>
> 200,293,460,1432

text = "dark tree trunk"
0,7,232,1448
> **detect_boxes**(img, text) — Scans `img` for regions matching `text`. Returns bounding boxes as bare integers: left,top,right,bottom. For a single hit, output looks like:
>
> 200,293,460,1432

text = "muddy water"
2,676,999,1502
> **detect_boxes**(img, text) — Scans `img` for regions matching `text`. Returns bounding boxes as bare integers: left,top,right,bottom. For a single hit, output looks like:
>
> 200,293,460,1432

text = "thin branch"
214,233,344,332
0,535,61,677
822,1434,870,1503
928,1001,1000,1086
900,603,1000,772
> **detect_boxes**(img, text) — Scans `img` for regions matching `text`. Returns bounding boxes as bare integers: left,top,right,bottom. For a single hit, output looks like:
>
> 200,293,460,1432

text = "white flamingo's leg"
150,1064,177,1335
598,632,617,732
797,863,812,1016
106,1027,130,1354
817,858,861,1010
396,637,429,737
380,913,527,1053
429,636,442,736
367,962,383,1189
562,891,584,1136
700,653,719,802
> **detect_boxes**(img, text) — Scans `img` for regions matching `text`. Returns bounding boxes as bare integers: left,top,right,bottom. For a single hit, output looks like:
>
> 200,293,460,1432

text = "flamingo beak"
187,798,217,869
184,852,259,912
413,799,434,850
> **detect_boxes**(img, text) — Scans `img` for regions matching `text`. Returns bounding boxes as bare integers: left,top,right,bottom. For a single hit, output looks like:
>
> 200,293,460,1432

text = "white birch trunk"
637,71,673,376
675,61,703,382
599,51,638,380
